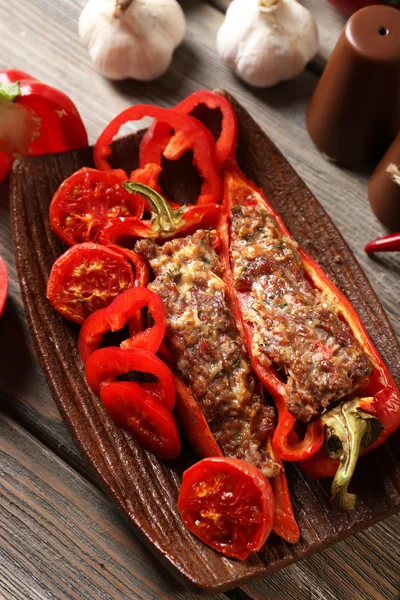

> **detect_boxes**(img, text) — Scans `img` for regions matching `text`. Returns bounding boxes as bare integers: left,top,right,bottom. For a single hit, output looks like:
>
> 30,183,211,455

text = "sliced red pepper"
94,104,222,205
365,232,400,254
85,346,175,410
46,243,134,324
140,90,238,167
0,70,87,182
222,161,400,508
101,381,180,459
100,181,226,248
78,287,166,364
0,256,8,318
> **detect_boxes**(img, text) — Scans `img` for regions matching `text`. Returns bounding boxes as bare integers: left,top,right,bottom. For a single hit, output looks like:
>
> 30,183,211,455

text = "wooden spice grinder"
368,132,400,231
307,5,400,166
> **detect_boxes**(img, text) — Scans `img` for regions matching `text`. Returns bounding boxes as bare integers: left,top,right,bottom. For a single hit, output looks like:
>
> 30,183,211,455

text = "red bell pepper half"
140,90,238,167
93,104,222,205
0,69,87,182
222,161,400,509
78,287,166,364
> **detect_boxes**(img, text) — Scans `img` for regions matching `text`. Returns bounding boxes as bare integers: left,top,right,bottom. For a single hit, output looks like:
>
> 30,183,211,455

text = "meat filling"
136,230,280,478
229,203,373,422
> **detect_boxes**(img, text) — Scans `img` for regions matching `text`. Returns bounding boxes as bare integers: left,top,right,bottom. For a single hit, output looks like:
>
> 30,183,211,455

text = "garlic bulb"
217,0,318,88
79,0,186,81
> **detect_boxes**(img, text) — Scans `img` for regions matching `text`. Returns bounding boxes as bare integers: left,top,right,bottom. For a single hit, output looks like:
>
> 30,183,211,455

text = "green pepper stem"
123,181,185,236
323,399,384,511
0,81,21,104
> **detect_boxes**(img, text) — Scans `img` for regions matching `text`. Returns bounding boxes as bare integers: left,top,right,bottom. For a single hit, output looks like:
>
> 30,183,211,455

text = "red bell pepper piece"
100,181,226,248
93,104,222,205
140,90,238,167
365,232,400,254
100,381,180,459
85,346,175,410
0,69,87,182
78,287,166,364
222,161,400,509
0,256,8,318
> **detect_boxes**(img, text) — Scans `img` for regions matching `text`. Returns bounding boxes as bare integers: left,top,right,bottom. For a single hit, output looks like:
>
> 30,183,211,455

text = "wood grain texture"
0,0,400,597
10,93,400,593
0,413,227,600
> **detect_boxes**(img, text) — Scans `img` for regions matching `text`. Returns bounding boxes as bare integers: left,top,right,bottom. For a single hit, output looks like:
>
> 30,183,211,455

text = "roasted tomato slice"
101,382,180,459
0,256,8,317
178,457,275,560
49,168,143,246
47,242,134,324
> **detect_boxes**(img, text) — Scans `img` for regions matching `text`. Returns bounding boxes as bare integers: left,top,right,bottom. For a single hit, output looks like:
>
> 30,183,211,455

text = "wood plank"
206,0,346,71
0,0,399,597
0,413,228,600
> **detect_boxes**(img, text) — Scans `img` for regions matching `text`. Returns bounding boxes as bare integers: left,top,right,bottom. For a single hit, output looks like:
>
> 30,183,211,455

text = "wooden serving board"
9,91,400,594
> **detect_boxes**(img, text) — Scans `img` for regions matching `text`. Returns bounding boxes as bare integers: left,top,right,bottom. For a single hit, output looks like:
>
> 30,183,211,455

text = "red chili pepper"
100,181,226,248
222,161,400,509
0,70,87,182
94,104,222,205
0,256,8,318
47,243,135,324
365,232,400,254
140,90,238,167
78,287,166,364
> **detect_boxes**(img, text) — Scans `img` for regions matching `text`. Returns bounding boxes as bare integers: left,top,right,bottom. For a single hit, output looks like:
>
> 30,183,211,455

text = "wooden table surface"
0,1,399,599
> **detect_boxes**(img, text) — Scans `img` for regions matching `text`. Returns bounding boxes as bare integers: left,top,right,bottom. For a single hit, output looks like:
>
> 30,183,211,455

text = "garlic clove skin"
79,0,186,82
217,0,318,88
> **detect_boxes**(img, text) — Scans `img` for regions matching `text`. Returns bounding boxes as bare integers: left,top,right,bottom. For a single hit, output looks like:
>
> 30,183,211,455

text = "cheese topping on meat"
136,230,280,478
229,202,372,422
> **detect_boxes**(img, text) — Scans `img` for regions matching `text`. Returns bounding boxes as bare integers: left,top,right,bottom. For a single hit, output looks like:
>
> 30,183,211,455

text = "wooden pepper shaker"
368,132,400,232
307,6,400,166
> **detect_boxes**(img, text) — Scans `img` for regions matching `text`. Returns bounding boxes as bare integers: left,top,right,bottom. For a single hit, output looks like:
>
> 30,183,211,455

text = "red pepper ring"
85,346,175,410
140,90,238,167
78,287,167,364
101,382,180,459
94,104,222,205
300,386,400,480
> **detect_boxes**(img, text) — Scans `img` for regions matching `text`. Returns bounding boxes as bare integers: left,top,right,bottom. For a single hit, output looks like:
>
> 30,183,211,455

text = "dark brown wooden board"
10,92,400,594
